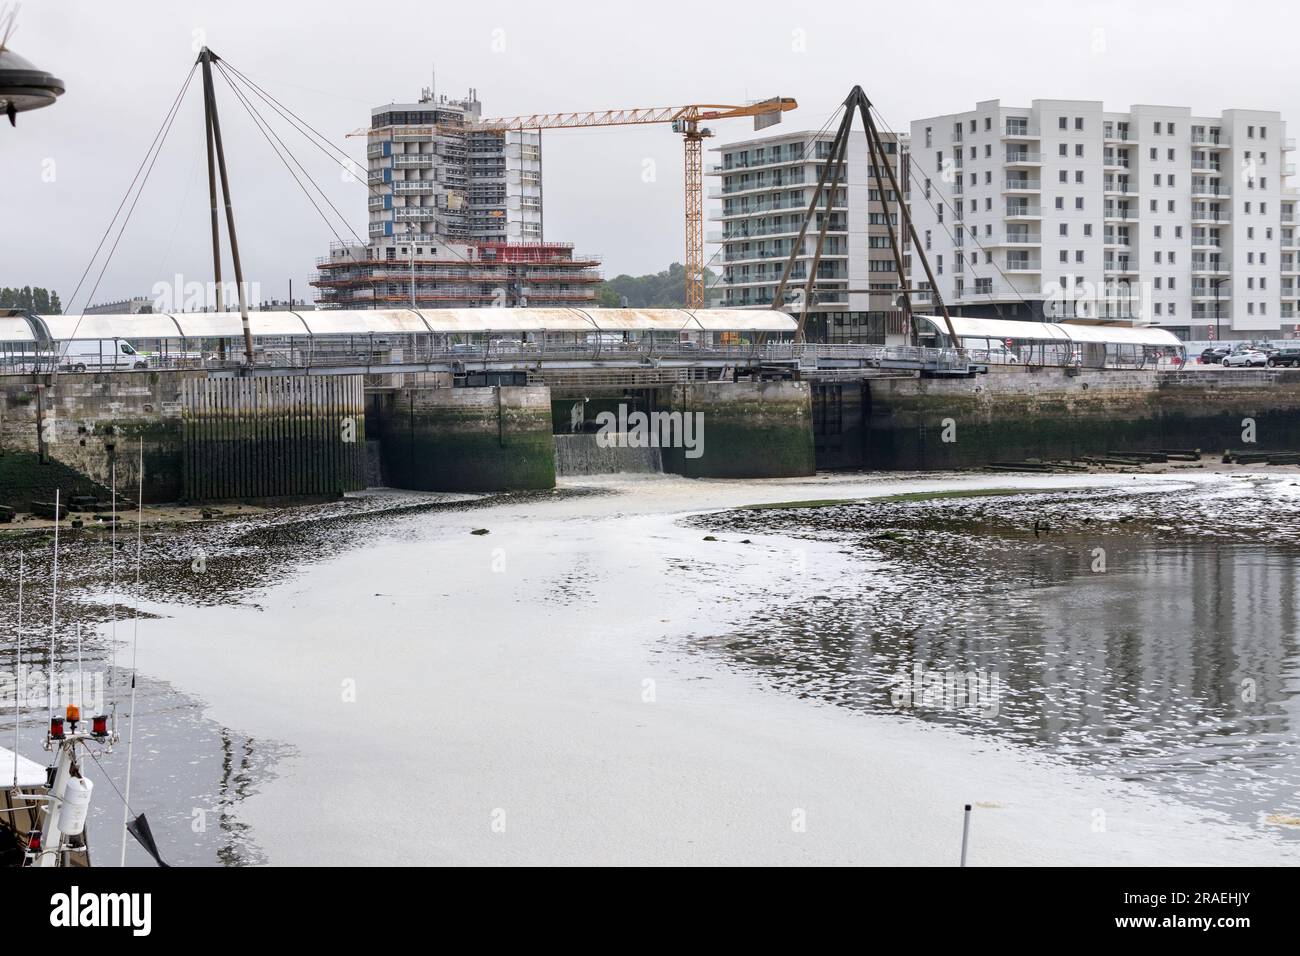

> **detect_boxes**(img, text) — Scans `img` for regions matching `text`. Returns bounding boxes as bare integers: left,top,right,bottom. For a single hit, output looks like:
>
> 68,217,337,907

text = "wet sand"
107,471,1300,865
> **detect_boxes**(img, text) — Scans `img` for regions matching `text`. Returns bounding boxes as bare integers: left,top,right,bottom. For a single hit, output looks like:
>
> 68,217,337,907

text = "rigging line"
215,63,364,248
215,64,381,308
62,63,198,319
218,58,380,195
119,439,143,868
702,103,846,300
11,552,22,790
58,66,198,363
868,104,1032,316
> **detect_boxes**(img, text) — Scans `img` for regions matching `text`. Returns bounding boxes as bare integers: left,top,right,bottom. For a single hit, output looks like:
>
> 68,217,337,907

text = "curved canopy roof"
0,315,37,343
917,314,1183,348
32,308,797,339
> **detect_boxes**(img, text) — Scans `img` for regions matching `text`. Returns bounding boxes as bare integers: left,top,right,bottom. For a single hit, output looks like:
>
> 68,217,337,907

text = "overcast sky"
6,0,1300,310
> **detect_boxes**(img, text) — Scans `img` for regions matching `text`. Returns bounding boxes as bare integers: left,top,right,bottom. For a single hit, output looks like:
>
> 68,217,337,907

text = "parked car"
1267,348,1300,367
57,338,148,371
1200,346,1229,364
1222,348,1268,368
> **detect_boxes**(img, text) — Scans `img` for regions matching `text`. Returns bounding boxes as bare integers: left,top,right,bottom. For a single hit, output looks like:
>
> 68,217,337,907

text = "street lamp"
1211,276,1230,343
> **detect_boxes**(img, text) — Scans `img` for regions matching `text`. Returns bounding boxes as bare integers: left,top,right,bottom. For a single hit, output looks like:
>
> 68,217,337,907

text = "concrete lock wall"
859,366,1300,469
377,384,556,492
0,370,196,508
182,375,367,501
0,370,368,509
659,381,816,479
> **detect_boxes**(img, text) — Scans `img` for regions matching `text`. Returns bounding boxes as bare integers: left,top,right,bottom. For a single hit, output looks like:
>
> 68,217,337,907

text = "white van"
58,338,148,371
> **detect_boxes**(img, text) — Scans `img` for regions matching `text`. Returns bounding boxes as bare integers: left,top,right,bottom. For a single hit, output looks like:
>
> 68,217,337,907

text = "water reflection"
693,482,1300,833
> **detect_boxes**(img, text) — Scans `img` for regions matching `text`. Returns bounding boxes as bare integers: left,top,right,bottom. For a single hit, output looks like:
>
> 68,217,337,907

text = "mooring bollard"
960,804,972,867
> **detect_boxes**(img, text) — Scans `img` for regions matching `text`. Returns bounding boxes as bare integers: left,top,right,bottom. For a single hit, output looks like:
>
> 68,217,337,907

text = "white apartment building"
910,100,1300,340
707,129,910,344
365,88,543,249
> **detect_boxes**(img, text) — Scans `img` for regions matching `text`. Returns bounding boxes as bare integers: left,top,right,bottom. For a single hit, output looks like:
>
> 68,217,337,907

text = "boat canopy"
0,745,48,788
916,314,1183,348
28,308,797,340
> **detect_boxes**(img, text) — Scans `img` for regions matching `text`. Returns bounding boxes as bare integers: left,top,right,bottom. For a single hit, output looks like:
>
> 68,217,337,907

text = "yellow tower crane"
360,97,797,309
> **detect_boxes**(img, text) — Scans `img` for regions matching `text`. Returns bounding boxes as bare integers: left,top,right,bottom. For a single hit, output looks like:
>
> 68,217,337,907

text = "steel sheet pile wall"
182,375,366,501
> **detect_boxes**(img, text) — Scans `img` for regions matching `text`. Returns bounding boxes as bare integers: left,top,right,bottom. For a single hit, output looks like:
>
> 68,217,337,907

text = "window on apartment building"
1167,123,1175,134
1170,278,1176,290
1154,121,1161,135
936,151,943,171
1248,126,1255,138
1262,252,1268,264
1245,201,1252,213
1168,200,1176,213
969,173,976,185
970,119,977,133
1155,251,1163,263
925,230,931,250
1076,250,1085,263
1154,303,1162,315
1248,226,1255,239
1267,227,1274,239
1262,177,1269,189
970,199,977,212
985,144,992,157
1075,197,1084,209
1248,275,1255,287
1175,226,1182,237
985,224,992,236
1168,149,1175,161
1263,202,1269,214
1169,303,1176,315
1059,144,1068,156
1154,173,1162,186
1059,170,1068,183
1170,251,1176,263
985,170,992,183
1059,116,1068,130
1084,223,1093,236
1150,199,1158,212
1075,144,1084,157
986,252,993,264
1076,171,1084,183
1056,197,1065,209
1154,277,1162,289
1075,117,1084,130
1150,147,1157,160
1262,126,1269,139
1155,225,1163,237
925,127,932,147
1263,277,1269,288
1060,223,1069,236
970,146,977,159
984,117,992,130
986,197,993,210
937,255,943,274
1060,250,1069,263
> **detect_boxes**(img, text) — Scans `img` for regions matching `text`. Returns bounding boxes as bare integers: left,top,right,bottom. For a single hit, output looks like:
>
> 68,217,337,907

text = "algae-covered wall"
182,375,367,501
659,381,816,479
377,384,556,492
0,370,197,507
862,366,1300,469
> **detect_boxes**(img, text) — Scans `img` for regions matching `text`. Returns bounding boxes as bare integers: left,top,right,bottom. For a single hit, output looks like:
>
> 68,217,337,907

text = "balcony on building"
1104,255,1137,273
1000,120,1040,140
1103,176,1135,195
1104,201,1138,220
1192,254,1228,274
1004,147,1042,166
990,227,1040,246
1192,158,1223,173
1103,122,1132,142
1191,203,1231,224
1005,199,1042,219
1004,252,1041,273
1192,180,1230,198
1103,148,1131,170
1191,129,1231,148
1003,175,1041,193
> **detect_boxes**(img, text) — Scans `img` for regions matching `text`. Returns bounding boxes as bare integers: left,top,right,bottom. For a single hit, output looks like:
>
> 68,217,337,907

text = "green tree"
598,263,719,308
0,286,63,313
